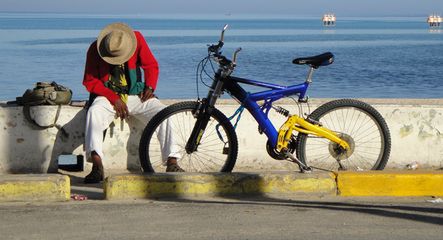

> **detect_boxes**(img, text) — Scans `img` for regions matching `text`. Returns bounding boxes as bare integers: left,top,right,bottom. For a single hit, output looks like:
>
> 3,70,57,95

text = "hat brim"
97,23,137,65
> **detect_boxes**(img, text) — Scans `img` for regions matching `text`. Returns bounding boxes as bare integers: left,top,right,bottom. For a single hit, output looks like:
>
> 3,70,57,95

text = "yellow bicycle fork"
276,115,351,153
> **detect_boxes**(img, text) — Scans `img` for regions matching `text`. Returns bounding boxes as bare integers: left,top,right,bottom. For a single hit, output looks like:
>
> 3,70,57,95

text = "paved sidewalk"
0,196,442,240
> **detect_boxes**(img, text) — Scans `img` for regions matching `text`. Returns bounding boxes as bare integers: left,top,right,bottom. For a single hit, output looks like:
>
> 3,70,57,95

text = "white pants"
85,96,180,165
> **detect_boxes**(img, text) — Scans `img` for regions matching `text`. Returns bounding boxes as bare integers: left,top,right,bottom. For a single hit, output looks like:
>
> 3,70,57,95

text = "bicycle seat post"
305,67,315,84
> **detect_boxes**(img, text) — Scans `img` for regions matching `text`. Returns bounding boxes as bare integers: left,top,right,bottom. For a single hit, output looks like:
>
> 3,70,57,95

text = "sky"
1,0,443,17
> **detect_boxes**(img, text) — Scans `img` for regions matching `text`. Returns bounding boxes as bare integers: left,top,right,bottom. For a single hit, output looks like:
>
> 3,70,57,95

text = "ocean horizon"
0,12,442,101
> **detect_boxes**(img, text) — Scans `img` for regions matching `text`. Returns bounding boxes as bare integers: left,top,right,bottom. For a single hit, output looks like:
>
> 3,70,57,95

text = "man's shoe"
166,164,185,172
84,165,104,184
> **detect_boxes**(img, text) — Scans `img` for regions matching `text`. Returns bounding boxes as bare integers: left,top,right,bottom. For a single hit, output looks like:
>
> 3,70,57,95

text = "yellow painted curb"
337,171,443,196
0,174,70,202
104,172,336,200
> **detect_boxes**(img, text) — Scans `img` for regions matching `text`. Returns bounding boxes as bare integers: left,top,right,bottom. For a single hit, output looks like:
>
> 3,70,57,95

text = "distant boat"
427,14,442,27
322,13,336,26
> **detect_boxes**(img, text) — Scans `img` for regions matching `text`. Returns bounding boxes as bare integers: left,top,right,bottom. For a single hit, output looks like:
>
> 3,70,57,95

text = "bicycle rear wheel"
139,101,238,173
296,99,391,171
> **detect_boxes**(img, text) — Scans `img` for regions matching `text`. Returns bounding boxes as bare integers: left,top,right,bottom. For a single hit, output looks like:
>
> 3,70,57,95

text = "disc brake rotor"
328,133,355,160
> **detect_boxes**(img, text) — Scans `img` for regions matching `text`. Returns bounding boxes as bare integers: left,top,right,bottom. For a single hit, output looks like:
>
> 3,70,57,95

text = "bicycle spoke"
299,100,390,171
143,105,236,172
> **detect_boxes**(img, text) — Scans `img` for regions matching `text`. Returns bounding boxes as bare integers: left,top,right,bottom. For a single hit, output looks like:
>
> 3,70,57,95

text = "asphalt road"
0,195,442,240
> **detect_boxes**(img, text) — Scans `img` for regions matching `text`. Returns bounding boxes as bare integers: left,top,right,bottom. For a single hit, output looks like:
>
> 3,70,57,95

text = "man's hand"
139,88,155,102
114,99,129,119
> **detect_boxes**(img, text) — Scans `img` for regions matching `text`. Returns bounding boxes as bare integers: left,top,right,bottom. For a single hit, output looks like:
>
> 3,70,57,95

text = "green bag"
17,82,72,136
17,81,72,106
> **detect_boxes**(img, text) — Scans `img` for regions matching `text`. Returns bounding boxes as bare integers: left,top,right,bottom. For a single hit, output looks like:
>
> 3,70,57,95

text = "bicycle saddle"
292,52,334,68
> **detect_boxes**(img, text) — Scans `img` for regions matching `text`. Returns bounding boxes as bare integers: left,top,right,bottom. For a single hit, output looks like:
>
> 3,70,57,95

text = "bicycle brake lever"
208,41,224,53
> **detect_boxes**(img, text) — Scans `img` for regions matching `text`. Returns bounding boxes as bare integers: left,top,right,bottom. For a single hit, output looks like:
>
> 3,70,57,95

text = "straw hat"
97,23,137,65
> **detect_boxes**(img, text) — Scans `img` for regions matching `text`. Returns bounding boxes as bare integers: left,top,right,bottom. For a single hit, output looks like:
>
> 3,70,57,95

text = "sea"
0,13,442,101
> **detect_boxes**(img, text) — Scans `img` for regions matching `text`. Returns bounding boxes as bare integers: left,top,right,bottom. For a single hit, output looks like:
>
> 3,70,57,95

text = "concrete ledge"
2,99,443,173
104,172,337,200
0,174,70,202
337,171,443,197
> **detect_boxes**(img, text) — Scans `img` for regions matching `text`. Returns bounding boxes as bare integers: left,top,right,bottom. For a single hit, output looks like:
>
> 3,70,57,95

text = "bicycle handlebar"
220,24,228,42
206,24,242,75
208,24,229,54
232,47,242,65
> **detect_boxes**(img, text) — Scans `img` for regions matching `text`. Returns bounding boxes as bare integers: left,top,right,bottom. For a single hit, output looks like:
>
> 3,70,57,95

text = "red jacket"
83,31,159,105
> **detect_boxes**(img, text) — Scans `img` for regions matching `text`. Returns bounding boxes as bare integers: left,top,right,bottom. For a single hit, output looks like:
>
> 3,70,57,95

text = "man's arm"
135,31,159,91
82,42,120,105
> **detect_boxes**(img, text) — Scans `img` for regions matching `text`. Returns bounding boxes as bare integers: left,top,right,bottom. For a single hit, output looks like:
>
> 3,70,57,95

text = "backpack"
17,81,72,106
16,82,72,136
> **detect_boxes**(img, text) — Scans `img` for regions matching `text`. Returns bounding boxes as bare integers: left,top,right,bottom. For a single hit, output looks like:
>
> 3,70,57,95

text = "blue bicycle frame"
185,26,332,155
223,74,311,148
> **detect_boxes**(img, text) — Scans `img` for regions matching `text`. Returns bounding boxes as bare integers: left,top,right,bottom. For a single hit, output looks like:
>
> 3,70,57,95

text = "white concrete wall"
1,99,442,173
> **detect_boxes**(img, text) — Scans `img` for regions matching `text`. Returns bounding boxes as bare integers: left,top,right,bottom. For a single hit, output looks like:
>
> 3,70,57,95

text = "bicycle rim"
298,100,389,171
142,103,237,172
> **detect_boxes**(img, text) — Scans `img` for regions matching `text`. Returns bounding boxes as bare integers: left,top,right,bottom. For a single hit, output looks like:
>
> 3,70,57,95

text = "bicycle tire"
296,99,391,171
139,101,238,173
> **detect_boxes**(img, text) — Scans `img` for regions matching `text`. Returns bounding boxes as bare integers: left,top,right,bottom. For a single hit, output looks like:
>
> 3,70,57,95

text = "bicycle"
139,25,391,173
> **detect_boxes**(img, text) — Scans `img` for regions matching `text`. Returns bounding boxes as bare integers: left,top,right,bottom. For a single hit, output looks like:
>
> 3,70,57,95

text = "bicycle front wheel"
296,99,391,171
139,101,238,173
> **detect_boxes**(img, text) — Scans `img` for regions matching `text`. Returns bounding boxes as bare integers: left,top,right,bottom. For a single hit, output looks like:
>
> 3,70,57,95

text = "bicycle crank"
284,151,312,173
285,151,339,174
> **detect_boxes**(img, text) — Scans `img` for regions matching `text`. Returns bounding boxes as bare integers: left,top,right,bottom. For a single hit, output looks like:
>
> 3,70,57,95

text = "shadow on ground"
156,194,443,226
61,170,443,226
143,172,443,226
61,172,104,200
